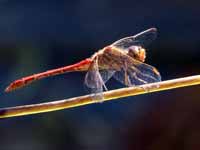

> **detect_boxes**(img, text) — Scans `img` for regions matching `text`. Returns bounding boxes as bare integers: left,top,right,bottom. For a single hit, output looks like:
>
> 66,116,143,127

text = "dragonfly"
5,28,161,100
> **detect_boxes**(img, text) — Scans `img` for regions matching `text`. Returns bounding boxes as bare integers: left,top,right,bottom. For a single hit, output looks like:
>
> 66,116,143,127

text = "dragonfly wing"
84,58,103,100
113,55,161,86
84,57,114,101
113,69,133,86
99,70,115,84
111,28,157,49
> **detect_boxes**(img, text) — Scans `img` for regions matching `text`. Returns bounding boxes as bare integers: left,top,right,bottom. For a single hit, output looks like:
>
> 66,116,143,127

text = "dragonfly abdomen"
5,58,92,92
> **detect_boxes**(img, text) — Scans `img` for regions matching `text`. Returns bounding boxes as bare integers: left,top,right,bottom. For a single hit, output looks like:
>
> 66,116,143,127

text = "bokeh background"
1,0,200,150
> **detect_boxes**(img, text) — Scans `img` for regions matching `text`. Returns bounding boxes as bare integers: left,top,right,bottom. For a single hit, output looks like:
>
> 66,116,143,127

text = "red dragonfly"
5,28,161,99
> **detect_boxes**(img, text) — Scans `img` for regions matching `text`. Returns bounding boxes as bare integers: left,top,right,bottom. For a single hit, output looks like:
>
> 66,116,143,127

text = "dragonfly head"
127,46,146,62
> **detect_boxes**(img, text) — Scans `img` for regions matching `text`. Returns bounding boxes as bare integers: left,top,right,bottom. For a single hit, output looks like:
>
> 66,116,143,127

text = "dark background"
1,0,200,150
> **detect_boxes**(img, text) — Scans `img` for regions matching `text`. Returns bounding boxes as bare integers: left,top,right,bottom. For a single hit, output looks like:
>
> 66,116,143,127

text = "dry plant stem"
1,75,200,118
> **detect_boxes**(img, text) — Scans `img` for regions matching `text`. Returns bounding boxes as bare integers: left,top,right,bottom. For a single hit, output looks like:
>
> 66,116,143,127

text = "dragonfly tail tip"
4,81,21,93
4,86,11,93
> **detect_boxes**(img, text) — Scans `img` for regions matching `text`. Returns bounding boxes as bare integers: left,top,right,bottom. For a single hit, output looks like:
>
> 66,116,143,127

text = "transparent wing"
99,70,115,84
113,55,161,86
84,57,115,101
111,28,157,49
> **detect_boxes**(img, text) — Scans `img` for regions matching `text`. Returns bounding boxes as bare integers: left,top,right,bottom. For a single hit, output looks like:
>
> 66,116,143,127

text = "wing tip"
152,68,162,81
150,27,157,32
144,27,157,34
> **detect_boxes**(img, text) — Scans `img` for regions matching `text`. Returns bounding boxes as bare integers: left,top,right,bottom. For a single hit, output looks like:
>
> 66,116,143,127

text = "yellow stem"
1,75,200,118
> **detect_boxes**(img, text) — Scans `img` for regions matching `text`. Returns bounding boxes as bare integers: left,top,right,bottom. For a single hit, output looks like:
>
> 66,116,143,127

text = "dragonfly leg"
124,69,132,86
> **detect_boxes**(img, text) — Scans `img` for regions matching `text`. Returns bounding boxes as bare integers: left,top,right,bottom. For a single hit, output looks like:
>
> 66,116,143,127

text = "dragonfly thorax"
127,46,146,62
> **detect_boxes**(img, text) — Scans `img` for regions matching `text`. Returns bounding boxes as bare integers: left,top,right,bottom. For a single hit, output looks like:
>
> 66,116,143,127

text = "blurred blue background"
1,0,200,149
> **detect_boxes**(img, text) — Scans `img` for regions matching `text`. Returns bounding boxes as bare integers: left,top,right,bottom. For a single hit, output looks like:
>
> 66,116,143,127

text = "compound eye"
127,46,140,59
129,46,139,54
127,46,146,62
